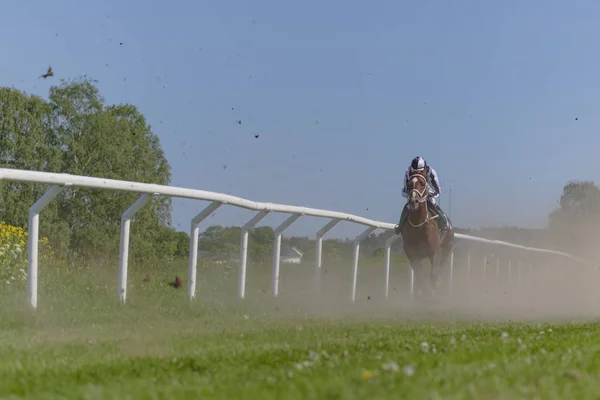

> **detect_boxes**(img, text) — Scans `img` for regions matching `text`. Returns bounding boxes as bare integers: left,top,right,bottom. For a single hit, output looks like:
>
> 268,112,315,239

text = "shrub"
0,222,55,286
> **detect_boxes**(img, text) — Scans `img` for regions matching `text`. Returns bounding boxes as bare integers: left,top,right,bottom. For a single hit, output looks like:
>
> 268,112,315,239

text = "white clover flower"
382,361,399,372
403,364,415,376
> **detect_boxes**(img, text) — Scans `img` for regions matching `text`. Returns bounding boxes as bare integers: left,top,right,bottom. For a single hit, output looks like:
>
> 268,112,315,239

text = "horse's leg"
425,224,443,292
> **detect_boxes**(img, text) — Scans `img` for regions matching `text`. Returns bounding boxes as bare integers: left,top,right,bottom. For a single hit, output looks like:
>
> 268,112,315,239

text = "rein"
407,173,438,228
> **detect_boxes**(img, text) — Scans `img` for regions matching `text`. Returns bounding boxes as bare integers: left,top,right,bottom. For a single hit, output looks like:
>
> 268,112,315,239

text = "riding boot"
432,202,451,232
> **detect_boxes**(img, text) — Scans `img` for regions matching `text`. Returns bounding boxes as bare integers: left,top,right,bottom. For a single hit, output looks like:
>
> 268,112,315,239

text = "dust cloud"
226,245,600,324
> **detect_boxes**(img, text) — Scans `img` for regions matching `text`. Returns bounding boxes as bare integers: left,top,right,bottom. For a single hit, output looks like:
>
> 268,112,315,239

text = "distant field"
1,258,600,399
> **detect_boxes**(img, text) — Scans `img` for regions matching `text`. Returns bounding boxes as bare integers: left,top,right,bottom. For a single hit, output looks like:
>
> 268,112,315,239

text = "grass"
1,257,600,399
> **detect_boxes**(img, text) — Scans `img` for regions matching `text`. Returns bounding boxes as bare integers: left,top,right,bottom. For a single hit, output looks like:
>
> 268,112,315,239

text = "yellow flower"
0,222,56,285
361,370,373,380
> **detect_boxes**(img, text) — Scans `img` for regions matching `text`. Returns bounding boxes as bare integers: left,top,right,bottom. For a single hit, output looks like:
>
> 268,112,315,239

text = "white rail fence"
0,168,593,309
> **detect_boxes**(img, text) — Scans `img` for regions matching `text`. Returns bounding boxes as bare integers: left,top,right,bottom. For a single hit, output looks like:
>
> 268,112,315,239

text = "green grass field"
1,258,600,399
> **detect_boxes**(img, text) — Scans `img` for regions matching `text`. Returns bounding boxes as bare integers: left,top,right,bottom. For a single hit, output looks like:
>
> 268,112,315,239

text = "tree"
0,77,178,261
0,87,63,224
173,230,191,258
550,182,600,225
0,87,69,256
548,181,600,254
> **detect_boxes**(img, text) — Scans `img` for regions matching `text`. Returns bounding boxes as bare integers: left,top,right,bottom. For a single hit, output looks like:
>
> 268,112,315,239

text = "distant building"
280,245,303,264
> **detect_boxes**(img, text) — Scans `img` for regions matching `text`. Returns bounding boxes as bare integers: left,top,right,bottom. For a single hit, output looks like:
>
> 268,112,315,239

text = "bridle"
407,173,438,228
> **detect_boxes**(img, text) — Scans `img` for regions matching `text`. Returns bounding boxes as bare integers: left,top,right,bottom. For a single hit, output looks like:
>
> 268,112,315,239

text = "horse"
394,167,454,298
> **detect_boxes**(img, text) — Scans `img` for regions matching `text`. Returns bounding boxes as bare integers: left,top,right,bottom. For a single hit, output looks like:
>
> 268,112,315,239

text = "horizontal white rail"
0,168,592,308
0,169,384,227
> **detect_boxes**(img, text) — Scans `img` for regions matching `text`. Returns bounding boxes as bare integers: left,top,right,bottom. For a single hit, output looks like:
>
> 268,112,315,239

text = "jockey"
398,156,452,232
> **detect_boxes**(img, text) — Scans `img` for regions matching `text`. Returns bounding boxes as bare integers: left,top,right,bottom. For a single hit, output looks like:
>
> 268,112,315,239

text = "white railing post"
496,257,500,287
529,262,533,282
117,194,154,304
466,252,471,283
448,251,454,296
315,218,340,271
409,263,415,298
187,202,222,300
483,255,488,282
27,185,63,309
351,226,377,302
271,214,301,297
517,260,522,289
384,234,400,298
238,210,270,299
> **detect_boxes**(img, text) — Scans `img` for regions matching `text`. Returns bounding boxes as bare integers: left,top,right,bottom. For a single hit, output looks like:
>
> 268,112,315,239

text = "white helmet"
410,156,427,171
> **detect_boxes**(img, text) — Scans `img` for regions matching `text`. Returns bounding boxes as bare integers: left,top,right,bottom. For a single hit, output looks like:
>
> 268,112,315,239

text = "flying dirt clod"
168,276,183,289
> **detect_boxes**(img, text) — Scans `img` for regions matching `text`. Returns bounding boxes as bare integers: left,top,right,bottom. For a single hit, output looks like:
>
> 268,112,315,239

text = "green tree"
548,181,600,254
0,87,67,255
173,230,191,258
0,77,175,261
549,181,600,225
371,247,385,258
199,226,239,258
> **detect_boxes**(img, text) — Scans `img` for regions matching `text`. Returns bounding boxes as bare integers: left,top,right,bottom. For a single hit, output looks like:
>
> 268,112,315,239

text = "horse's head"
407,167,429,210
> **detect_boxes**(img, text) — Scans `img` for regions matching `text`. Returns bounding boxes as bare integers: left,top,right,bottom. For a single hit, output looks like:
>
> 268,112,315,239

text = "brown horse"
394,167,454,297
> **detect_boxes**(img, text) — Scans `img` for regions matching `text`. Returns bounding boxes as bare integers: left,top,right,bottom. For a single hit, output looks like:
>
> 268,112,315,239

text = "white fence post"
315,219,340,271
271,214,301,297
483,255,488,282
351,226,377,302
409,263,415,298
117,194,155,304
448,251,454,296
238,210,270,299
529,262,533,282
384,235,400,298
496,257,500,285
517,260,522,289
466,252,471,283
187,201,222,300
27,185,63,309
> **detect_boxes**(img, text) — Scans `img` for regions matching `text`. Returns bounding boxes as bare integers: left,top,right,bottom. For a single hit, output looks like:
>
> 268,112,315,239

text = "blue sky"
2,0,600,239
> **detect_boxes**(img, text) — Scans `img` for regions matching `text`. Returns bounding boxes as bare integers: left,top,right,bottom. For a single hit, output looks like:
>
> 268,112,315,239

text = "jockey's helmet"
410,156,427,171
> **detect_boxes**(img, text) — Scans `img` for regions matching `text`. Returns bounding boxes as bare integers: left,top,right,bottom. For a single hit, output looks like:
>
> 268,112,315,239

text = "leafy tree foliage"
198,225,275,262
548,181,600,254
549,182,600,226
0,77,180,262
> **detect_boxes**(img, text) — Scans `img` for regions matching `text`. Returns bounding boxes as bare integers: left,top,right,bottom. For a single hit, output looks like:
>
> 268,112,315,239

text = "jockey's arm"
401,169,409,198
428,167,441,200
